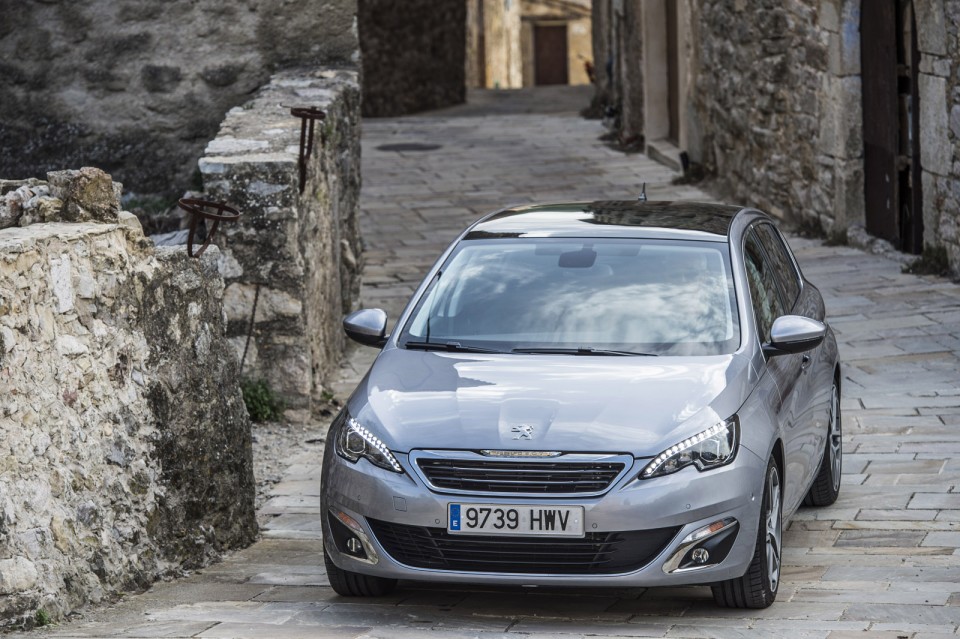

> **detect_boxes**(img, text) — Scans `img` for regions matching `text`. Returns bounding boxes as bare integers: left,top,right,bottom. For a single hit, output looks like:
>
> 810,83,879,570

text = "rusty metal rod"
289,107,326,194
176,198,241,258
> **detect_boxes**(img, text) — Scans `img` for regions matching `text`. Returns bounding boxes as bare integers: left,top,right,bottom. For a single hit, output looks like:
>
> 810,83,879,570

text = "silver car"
321,201,841,608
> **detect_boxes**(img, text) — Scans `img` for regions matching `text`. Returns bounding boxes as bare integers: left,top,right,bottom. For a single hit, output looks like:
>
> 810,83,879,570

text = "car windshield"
399,237,740,356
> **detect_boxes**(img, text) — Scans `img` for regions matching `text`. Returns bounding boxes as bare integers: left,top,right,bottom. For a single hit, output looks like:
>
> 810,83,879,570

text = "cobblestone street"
24,86,960,639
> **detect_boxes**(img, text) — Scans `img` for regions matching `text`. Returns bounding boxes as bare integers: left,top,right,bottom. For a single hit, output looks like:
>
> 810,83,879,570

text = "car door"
754,223,828,496
742,228,807,514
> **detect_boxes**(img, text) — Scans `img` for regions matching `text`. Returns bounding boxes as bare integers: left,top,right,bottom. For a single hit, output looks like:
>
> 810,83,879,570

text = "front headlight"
640,417,739,479
335,416,404,473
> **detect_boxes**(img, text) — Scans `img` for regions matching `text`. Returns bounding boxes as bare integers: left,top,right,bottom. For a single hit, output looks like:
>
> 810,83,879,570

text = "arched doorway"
861,0,922,253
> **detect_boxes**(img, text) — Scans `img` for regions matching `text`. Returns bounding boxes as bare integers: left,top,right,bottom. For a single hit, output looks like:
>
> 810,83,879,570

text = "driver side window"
744,230,785,344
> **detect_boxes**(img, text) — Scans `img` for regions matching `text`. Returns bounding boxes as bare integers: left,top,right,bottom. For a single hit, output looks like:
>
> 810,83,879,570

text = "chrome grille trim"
410,450,633,497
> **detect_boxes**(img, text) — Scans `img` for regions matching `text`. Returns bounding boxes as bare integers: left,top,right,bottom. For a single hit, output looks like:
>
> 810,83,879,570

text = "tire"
324,548,397,597
711,458,782,609
803,382,842,507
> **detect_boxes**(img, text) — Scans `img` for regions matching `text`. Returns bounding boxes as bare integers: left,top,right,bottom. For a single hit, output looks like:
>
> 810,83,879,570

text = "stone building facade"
0,0,357,195
466,0,593,89
0,169,256,627
358,0,466,117
594,0,960,273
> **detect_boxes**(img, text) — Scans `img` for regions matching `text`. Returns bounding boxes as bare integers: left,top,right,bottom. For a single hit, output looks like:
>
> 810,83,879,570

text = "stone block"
0,557,38,594
950,104,960,140
819,0,840,31
918,74,951,176
47,167,121,223
922,170,940,246
915,0,947,55
838,0,861,74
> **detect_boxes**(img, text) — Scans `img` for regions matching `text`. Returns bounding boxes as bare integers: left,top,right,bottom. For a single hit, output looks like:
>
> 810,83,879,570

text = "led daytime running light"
642,421,734,478
344,417,403,473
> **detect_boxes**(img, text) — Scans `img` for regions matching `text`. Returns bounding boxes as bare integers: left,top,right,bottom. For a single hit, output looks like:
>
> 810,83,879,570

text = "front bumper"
321,445,767,587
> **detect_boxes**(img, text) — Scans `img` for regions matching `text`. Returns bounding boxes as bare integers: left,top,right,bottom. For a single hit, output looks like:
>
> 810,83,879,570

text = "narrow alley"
24,86,960,639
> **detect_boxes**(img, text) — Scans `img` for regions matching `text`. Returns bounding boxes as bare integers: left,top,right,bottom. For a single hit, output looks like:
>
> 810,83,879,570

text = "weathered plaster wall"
198,70,362,418
0,0,358,195
358,0,466,117
484,0,524,89
0,169,256,628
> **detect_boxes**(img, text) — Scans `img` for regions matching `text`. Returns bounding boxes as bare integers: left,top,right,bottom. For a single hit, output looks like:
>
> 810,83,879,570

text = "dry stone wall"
198,69,362,419
0,169,256,628
0,0,358,195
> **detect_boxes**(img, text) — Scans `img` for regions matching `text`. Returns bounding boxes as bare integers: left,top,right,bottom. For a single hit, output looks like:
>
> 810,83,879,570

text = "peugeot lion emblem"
511,424,535,440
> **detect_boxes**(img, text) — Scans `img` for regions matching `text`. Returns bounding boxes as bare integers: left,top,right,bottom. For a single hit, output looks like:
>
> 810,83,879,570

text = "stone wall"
0,0,358,195
198,69,362,418
358,0,466,117
685,0,876,233
0,169,256,628
691,0,836,223
595,0,960,273
922,0,960,268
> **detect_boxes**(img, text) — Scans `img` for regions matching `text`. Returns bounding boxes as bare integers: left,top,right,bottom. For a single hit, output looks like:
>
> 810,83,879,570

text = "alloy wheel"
828,385,842,492
765,464,782,593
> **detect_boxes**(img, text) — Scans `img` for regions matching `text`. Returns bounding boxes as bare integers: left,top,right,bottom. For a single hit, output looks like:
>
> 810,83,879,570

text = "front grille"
416,458,626,495
368,519,680,575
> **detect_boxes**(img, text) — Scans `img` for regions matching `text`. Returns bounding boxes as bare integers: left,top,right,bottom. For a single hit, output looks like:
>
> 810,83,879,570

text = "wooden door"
898,0,923,254
534,25,569,85
861,1,899,244
861,0,922,252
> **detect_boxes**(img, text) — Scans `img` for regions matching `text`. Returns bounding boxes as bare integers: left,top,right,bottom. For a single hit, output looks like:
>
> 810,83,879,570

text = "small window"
755,223,801,310
743,230,785,344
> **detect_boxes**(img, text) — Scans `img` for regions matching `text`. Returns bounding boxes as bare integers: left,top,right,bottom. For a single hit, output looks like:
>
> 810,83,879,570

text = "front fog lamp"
641,418,739,479
335,416,404,473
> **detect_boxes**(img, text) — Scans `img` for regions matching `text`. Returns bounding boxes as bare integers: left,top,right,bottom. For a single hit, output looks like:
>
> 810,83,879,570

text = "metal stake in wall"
290,106,327,194
176,198,241,258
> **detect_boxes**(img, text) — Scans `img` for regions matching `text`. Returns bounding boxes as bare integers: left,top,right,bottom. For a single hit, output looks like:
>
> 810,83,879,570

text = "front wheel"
803,382,842,507
712,458,782,609
324,548,397,597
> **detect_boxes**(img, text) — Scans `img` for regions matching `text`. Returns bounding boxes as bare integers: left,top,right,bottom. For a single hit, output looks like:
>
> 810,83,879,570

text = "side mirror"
763,315,825,357
343,308,389,348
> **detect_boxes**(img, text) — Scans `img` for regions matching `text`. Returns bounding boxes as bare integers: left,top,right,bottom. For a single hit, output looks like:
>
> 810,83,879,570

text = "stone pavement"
20,86,960,639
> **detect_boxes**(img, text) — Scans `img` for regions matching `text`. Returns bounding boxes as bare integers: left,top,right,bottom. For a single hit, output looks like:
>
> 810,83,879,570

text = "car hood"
349,349,756,456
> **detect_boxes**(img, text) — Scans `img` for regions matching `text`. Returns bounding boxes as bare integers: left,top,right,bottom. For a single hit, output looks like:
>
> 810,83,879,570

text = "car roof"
468,201,744,242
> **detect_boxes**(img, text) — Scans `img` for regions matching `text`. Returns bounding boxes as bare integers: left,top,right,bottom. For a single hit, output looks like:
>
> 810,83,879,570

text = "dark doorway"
666,0,680,144
534,25,569,85
861,0,922,253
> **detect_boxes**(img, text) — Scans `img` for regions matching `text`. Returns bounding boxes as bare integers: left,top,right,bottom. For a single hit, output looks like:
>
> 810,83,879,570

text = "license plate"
448,503,584,537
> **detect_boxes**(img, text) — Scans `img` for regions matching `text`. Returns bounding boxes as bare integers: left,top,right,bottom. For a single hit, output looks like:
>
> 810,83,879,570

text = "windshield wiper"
405,341,504,354
511,347,658,357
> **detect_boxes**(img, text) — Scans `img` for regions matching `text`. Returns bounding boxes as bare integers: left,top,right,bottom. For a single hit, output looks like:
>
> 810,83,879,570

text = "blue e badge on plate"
449,504,461,531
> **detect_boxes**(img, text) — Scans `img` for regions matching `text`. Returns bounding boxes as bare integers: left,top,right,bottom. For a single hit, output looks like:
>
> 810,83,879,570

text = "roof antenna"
637,183,647,202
